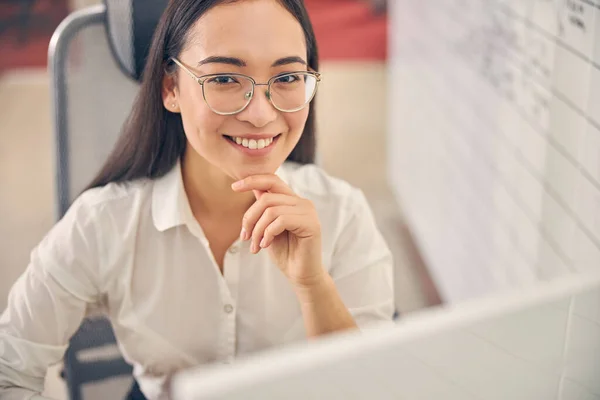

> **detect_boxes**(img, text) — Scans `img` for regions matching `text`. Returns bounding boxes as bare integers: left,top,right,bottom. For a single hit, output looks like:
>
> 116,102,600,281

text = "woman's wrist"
292,270,334,305
294,271,358,337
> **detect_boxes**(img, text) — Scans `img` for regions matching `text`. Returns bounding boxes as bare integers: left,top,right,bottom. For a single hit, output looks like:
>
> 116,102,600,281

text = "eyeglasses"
169,57,322,116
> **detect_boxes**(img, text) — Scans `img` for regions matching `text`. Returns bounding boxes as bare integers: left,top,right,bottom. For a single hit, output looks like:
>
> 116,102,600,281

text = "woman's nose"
237,87,278,128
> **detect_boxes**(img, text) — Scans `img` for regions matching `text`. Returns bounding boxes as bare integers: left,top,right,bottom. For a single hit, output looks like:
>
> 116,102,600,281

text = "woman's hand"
232,174,325,290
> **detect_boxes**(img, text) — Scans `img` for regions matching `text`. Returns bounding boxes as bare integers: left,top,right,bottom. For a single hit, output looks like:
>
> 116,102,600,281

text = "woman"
0,0,394,399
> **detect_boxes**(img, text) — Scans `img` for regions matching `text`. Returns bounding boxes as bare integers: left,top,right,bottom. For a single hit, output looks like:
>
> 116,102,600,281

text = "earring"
172,103,177,108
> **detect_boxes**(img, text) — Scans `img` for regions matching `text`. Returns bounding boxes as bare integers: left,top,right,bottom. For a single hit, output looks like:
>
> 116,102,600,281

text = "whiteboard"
388,0,600,302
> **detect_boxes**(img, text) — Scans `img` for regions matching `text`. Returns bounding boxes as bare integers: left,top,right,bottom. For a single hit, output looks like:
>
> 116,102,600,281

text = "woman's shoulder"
71,178,153,218
280,162,365,213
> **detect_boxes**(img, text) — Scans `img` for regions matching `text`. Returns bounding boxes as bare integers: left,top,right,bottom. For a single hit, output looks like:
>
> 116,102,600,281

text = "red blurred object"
0,0,386,73
304,0,387,61
0,0,69,72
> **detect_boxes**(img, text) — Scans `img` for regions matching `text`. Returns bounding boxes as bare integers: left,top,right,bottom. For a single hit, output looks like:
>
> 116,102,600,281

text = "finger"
252,189,264,201
232,174,295,196
241,193,298,241
261,214,309,248
250,206,302,253
260,216,288,248
260,200,317,247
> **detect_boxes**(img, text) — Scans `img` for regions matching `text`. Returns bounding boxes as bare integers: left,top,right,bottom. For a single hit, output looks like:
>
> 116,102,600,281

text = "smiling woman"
0,1,395,399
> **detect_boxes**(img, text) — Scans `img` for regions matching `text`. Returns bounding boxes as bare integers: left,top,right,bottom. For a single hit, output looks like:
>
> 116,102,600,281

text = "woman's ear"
162,74,180,113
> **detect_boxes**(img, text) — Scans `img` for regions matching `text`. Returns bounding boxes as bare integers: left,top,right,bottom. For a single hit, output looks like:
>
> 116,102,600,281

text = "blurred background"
4,0,600,398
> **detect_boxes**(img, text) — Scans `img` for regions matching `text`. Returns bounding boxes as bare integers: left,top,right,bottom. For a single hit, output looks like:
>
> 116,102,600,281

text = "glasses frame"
169,57,322,116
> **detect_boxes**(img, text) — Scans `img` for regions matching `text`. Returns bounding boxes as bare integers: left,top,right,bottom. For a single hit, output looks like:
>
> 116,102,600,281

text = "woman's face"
164,0,310,181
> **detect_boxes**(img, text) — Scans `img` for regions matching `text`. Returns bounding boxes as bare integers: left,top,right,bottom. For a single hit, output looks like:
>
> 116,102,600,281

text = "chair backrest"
49,0,167,398
49,0,167,219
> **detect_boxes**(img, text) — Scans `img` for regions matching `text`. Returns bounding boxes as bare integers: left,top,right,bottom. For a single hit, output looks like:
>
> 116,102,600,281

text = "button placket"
223,241,242,302
221,242,241,361
218,299,237,361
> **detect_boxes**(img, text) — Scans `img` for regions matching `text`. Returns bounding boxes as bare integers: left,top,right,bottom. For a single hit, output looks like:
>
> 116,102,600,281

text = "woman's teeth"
232,136,275,150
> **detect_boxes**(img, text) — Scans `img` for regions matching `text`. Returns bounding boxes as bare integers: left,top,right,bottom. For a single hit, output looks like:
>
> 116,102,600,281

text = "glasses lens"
269,73,318,112
203,74,254,114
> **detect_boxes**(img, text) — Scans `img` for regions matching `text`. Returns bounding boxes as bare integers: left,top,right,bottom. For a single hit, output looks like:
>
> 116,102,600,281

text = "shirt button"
224,304,234,314
228,245,239,254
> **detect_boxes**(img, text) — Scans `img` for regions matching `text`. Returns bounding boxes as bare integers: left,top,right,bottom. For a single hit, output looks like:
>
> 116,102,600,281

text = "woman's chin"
229,163,280,181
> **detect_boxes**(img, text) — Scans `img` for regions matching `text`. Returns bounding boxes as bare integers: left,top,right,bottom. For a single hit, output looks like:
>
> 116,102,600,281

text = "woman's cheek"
286,109,309,137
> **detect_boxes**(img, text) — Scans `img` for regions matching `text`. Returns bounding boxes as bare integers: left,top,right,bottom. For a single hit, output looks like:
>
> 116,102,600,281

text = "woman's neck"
181,150,255,219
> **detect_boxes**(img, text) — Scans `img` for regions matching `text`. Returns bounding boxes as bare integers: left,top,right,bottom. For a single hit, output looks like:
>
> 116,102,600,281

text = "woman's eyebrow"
271,56,307,67
196,56,307,68
197,56,246,67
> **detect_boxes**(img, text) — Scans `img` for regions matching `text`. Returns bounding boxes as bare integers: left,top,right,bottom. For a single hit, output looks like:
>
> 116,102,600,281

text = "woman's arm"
298,189,395,337
233,176,394,338
294,273,358,338
0,195,103,399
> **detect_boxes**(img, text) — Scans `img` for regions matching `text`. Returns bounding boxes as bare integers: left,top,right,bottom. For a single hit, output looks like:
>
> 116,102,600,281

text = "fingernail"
231,180,243,189
260,238,267,248
240,228,247,241
251,243,258,253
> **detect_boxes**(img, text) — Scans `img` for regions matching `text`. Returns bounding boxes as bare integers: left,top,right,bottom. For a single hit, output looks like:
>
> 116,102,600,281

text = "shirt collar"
152,160,192,232
151,159,292,232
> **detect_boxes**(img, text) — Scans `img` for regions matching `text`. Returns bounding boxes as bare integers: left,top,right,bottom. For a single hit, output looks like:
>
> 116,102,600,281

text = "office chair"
49,0,168,398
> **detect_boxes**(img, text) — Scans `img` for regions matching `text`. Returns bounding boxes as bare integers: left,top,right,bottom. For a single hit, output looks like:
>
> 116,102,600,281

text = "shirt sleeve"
0,194,103,399
329,189,395,330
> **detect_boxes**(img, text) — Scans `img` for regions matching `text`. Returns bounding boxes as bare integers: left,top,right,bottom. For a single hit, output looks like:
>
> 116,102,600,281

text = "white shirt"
0,161,394,400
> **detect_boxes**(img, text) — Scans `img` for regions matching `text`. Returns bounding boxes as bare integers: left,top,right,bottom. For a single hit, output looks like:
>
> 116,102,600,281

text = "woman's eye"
209,75,237,84
275,74,300,84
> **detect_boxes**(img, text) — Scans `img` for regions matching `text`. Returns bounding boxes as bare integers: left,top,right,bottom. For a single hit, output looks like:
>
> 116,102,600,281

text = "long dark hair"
85,0,318,191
